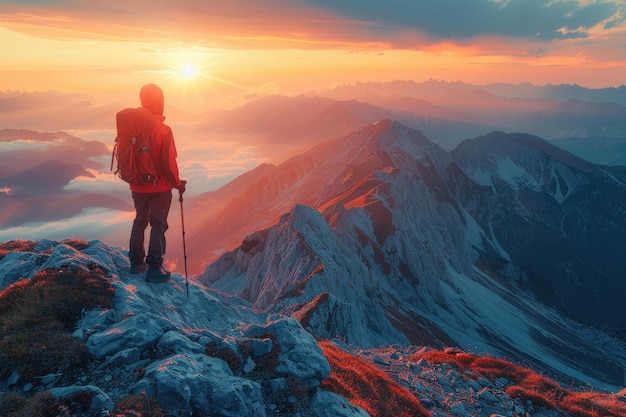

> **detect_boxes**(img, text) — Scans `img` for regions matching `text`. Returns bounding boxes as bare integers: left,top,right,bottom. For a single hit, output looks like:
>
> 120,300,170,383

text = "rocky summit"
1,239,625,416
0,239,344,417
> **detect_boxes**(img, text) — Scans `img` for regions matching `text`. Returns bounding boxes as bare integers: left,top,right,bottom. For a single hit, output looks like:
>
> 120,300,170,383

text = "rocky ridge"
0,240,626,417
199,120,626,392
1,239,625,416
0,239,349,417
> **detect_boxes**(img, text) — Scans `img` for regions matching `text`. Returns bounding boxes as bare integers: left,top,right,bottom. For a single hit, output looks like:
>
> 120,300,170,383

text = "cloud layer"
1,0,624,47
304,0,623,42
2,0,626,103
0,207,133,248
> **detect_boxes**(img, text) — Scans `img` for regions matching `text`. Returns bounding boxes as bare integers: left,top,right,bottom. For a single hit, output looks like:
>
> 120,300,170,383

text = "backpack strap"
110,140,118,173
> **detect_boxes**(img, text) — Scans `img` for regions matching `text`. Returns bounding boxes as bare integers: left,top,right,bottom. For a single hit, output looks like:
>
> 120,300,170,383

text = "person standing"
128,83,186,283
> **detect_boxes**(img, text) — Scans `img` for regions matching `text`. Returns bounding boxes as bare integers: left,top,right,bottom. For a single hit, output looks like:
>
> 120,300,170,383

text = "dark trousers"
129,190,172,268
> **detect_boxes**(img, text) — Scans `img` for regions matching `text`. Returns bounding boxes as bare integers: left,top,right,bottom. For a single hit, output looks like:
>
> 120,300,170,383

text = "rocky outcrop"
0,239,357,417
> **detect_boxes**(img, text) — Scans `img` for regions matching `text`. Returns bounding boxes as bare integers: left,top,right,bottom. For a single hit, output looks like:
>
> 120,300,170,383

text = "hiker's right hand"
177,180,187,194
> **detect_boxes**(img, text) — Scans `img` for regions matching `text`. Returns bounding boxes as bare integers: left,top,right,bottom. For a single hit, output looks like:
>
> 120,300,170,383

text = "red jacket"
130,114,182,193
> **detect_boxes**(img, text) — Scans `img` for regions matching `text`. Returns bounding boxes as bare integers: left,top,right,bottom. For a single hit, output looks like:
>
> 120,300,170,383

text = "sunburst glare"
180,62,199,80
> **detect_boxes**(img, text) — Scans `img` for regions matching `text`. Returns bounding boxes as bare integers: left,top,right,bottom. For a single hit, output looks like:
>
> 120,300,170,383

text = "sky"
1,0,626,111
2,0,626,266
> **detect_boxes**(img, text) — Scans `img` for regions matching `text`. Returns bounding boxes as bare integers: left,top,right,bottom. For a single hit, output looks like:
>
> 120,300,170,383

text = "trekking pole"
179,188,189,297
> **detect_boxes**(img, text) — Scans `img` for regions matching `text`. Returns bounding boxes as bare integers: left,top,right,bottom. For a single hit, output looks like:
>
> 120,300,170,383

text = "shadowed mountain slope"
196,120,626,391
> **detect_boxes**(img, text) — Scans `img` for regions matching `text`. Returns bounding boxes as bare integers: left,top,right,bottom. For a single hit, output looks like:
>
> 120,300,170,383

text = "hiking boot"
146,266,171,283
130,262,149,274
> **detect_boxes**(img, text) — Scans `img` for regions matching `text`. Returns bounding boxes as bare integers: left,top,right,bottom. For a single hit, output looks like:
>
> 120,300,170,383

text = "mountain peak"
196,121,626,394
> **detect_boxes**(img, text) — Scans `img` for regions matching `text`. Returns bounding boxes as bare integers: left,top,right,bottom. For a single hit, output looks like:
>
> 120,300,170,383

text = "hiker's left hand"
177,180,187,194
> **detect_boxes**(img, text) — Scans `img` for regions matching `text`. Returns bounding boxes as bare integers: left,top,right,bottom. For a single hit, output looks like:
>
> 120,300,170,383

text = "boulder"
245,316,331,387
86,312,171,358
132,353,266,417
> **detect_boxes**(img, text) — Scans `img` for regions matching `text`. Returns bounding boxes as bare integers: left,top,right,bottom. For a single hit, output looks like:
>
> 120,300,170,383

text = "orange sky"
1,0,626,111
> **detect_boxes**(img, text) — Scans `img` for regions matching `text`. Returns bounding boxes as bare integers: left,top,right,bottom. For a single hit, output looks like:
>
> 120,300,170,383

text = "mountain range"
2,80,626,415
192,119,626,392
194,88,626,164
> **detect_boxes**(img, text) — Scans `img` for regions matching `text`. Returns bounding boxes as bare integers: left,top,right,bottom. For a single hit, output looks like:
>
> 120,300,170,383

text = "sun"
180,63,199,80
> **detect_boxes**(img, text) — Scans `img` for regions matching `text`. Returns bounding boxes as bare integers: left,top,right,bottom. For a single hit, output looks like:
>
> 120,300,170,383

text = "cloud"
0,207,133,248
177,143,269,193
0,0,348,47
0,139,50,152
302,0,622,43
3,0,626,94
8,0,617,49
242,82,282,100
64,168,129,195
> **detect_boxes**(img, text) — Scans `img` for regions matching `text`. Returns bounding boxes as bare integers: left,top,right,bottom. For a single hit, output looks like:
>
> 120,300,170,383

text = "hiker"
126,83,186,282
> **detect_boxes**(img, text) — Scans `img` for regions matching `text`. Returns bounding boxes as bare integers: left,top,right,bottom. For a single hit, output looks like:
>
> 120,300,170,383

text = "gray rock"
250,337,274,357
495,377,510,388
74,308,117,341
49,385,114,412
97,347,140,370
478,377,493,387
265,377,287,394
33,239,56,252
242,356,257,374
310,390,370,417
83,240,128,274
245,317,330,387
0,251,44,290
7,370,20,386
450,401,468,416
41,243,89,271
157,330,205,355
41,373,57,386
132,353,266,417
86,312,171,358
477,387,498,403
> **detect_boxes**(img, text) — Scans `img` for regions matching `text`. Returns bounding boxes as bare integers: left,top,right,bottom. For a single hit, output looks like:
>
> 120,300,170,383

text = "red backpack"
111,107,161,186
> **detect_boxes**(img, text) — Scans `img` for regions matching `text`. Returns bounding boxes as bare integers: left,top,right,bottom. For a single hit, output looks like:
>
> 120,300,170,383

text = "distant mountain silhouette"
197,83,626,160
0,129,108,177
551,136,626,167
482,82,626,107
5,160,93,196
0,90,199,131
325,80,626,160
325,79,558,127
195,95,394,159
509,99,626,139
195,94,494,158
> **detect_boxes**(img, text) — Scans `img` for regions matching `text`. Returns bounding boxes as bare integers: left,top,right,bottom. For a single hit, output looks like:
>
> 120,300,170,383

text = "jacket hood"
140,83,164,116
